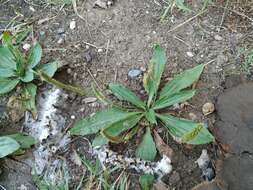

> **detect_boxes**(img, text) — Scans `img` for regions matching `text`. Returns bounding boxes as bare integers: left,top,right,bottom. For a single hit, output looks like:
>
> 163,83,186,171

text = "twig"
218,0,229,32
104,39,110,64
83,41,101,49
173,35,191,47
87,68,103,91
168,10,207,33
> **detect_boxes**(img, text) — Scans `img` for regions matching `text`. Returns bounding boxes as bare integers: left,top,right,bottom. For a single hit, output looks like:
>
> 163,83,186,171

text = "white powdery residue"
93,146,172,178
33,145,50,174
154,155,173,179
27,88,61,142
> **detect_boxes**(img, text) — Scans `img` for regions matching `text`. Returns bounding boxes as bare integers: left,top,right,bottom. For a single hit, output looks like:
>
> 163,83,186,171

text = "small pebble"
214,34,223,41
71,115,76,120
29,6,35,12
67,68,72,74
186,51,194,57
202,102,215,116
23,43,31,51
97,48,103,53
70,20,76,30
128,69,142,79
107,0,113,6
57,38,64,44
73,73,77,81
57,28,65,35
84,51,92,63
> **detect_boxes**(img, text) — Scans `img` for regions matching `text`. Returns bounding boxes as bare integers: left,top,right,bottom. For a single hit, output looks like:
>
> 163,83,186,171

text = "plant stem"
38,72,86,96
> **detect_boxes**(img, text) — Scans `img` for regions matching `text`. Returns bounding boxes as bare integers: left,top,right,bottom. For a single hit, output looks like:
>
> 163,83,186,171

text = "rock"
69,20,76,30
196,149,215,181
84,51,92,63
186,51,194,57
57,38,64,44
169,171,180,186
128,69,142,79
214,34,223,41
57,28,65,35
97,48,103,53
219,154,253,190
214,83,253,154
202,102,215,116
93,0,113,9
196,149,210,170
191,181,227,190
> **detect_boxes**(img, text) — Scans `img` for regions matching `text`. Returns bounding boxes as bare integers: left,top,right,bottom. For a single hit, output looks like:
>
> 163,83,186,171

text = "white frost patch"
93,146,172,179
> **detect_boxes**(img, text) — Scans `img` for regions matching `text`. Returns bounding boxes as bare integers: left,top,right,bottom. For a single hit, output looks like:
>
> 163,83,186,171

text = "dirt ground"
0,0,253,189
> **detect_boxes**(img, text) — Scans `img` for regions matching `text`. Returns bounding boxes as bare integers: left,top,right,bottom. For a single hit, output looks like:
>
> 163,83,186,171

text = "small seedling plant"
0,32,85,117
70,45,214,161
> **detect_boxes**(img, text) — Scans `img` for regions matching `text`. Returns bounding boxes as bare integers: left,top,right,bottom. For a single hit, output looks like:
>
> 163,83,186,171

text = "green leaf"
92,135,108,147
157,114,214,144
70,108,140,136
139,174,154,190
101,114,143,143
143,45,167,107
27,43,42,68
0,136,20,158
20,70,34,82
136,127,157,161
0,47,17,70
0,78,19,94
21,83,37,118
144,109,157,124
0,68,16,78
153,90,196,110
109,83,146,110
7,133,36,149
159,64,204,99
175,0,192,12
14,28,31,45
35,61,58,77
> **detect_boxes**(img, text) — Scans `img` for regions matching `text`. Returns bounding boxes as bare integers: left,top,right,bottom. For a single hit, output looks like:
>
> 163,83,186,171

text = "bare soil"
0,0,253,189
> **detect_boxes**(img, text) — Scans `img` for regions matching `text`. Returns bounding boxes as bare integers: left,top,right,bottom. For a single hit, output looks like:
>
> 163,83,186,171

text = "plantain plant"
0,32,85,118
0,133,36,158
70,45,214,161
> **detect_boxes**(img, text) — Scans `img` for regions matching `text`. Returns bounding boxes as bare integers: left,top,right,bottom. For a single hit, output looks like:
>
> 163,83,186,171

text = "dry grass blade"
168,10,207,33
153,130,173,159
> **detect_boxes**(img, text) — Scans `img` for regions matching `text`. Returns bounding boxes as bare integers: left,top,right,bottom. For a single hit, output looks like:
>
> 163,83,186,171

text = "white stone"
23,43,31,51
214,34,223,41
69,20,76,30
186,51,194,57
